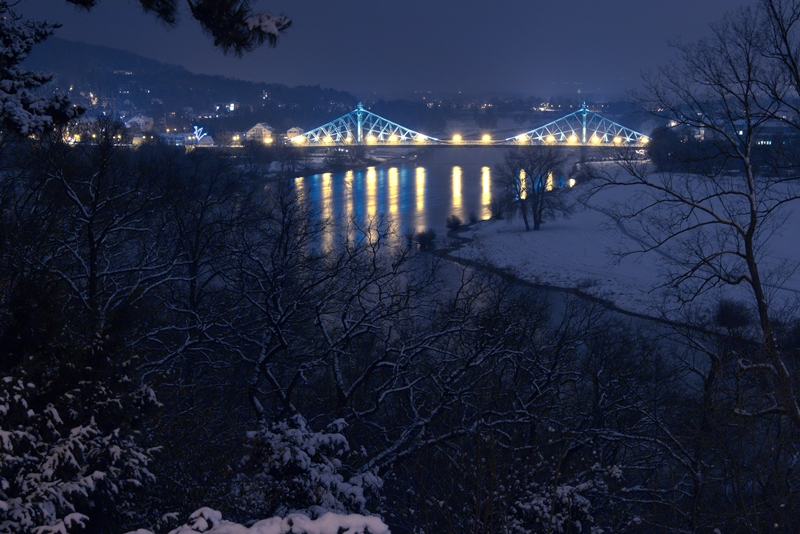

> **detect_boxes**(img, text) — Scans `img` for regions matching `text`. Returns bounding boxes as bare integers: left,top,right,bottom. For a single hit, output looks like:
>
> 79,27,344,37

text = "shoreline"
438,222,698,330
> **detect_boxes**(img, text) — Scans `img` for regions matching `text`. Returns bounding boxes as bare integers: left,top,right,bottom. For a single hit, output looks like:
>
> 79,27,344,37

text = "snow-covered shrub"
127,507,390,534
234,414,382,520
0,357,158,533
505,461,619,534
509,481,596,534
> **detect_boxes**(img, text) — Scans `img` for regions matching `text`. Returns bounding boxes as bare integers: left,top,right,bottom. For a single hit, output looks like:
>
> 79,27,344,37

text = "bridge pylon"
290,103,440,146
505,103,651,147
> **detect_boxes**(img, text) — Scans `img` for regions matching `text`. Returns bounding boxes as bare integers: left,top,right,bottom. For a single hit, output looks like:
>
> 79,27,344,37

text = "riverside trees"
495,146,569,230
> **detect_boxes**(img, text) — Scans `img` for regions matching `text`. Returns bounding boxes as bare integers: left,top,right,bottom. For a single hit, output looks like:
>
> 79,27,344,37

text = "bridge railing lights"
388,134,398,143
568,134,579,144
322,136,333,144
545,135,556,143
613,136,623,145
292,136,305,144
366,134,377,144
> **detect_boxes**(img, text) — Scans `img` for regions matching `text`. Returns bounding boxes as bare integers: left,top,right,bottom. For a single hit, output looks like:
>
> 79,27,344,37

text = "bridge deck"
291,103,650,148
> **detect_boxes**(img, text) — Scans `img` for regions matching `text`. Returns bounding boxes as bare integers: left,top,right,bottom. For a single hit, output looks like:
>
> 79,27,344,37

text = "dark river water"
293,147,516,235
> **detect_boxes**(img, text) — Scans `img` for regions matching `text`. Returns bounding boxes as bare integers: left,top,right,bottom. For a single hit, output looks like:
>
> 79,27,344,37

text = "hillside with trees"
26,37,358,133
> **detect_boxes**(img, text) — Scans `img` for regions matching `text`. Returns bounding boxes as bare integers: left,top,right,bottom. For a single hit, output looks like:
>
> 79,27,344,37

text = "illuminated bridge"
290,103,650,147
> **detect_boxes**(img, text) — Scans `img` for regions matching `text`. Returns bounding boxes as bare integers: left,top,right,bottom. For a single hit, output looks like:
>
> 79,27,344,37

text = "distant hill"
27,37,174,78
25,37,359,132
22,38,647,137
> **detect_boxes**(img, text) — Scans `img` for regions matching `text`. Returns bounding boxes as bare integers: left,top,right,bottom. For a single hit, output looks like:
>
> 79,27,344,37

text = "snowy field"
456,181,800,321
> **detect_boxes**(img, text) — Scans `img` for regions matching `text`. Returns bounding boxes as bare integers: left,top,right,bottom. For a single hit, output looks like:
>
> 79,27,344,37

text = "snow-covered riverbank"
456,183,800,321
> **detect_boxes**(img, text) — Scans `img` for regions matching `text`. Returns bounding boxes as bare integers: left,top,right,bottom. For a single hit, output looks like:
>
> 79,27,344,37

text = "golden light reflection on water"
344,170,354,221
366,166,377,217
388,167,398,215
546,171,554,192
321,173,333,220
452,166,462,210
481,166,491,218
415,167,425,212
344,170,355,241
321,173,333,251
294,176,305,204
518,170,526,200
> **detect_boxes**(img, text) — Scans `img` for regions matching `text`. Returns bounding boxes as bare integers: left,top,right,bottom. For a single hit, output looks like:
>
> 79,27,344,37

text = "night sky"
24,0,753,99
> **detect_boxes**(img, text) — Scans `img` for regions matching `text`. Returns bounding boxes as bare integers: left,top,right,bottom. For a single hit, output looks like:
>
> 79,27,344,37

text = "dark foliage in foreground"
0,123,798,533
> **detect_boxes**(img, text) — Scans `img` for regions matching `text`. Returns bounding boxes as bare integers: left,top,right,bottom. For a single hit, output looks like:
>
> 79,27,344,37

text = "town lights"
482,134,491,142
452,134,462,142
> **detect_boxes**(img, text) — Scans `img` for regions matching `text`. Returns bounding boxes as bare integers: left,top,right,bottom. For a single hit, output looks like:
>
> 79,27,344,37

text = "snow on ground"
128,509,390,534
457,182,800,321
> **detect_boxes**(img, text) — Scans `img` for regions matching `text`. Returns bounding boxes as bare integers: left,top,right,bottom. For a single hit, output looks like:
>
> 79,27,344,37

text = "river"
290,145,683,327
293,146,517,236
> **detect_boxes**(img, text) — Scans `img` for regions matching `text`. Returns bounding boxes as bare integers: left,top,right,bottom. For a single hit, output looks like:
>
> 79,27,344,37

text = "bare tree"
588,6,800,426
762,0,800,125
495,146,569,230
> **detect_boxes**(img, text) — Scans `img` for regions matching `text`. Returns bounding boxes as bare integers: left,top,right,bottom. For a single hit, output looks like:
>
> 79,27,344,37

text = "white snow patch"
128,509,389,534
246,14,290,37
459,182,800,320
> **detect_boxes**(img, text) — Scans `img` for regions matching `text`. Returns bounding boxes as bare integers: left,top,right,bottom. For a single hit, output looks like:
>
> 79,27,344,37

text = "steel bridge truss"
292,103,440,145
506,103,650,147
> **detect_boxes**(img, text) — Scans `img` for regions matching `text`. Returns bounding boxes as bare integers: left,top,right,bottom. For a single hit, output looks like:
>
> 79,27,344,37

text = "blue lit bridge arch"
292,103,440,146
505,103,650,147
291,102,650,147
